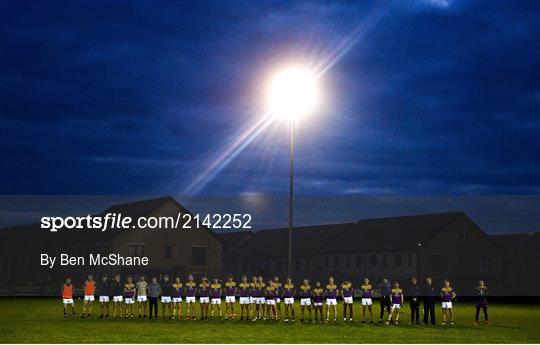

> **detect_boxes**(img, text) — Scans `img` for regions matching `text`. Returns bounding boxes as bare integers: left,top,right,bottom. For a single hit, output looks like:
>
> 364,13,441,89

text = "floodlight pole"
287,119,295,279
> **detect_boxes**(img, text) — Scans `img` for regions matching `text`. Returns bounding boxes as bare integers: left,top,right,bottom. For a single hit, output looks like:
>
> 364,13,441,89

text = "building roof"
224,223,355,260
319,212,480,254
216,231,253,253
509,232,540,255
488,233,530,253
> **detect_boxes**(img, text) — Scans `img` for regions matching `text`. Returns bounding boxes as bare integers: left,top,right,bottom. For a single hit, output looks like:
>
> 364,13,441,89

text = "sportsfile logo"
41,213,252,232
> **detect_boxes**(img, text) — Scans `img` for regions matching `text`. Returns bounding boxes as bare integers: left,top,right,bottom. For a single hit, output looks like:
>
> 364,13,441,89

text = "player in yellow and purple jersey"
360,278,373,323
265,279,277,321
299,279,312,322
252,276,266,321
198,277,211,320
238,276,251,320
325,277,338,323
385,282,404,325
184,275,197,320
341,278,354,322
283,278,295,322
172,277,183,320
224,275,237,320
273,276,282,320
249,276,258,319
441,279,456,325
312,282,324,323
210,278,223,320
123,276,136,319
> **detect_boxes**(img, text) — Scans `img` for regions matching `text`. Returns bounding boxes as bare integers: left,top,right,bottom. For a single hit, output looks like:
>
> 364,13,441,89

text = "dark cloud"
0,0,538,195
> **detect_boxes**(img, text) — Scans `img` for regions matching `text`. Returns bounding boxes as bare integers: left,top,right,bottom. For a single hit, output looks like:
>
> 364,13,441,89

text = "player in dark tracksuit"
408,277,421,325
378,278,392,322
422,277,437,325
474,280,489,324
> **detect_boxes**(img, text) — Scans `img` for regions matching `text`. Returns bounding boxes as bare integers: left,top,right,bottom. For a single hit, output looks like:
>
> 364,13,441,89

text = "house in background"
0,196,223,295
495,232,540,296
223,212,505,295
216,230,253,256
223,223,355,279
317,212,502,294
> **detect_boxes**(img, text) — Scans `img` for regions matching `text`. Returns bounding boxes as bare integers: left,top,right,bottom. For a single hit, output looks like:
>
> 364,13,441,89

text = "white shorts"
442,301,453,309
361,298,373,306
240,297,250,305
343,296,353,304
266,299,276,305
284,297,294,305
275,298,281,303
200,297,210,304
113,296,123,302
63,298,74,304
313,302,322,307
161,296,172,303
172,297,182,303
249,297,255,304
259,297,266,304
186,296,196,303
137,295,147,302
225,296,236,303
124,297,135,304
391,303,401,309
99,296,110,303
326,298,337,306
300,298,311,306
84,295,95,302
211,298,221,305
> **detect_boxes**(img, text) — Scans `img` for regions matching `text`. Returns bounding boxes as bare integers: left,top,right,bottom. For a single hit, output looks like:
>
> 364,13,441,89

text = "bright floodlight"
269,67,318,120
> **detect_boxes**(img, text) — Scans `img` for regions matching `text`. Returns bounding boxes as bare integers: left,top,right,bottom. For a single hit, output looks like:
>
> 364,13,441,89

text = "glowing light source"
269,67,318,120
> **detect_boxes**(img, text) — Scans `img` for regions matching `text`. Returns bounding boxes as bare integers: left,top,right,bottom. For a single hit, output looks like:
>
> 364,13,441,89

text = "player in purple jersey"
252,276,266,321
184,274,197,320
198,277,211,320
312,282,324,323
385,282,404,325
299,279,312,322
224,274,237,320
249,276,258,319
172,277,183,320
325,276,338,323
123,276,136,319
265,279,277,321
441,279,456,325
474,280,489,325
341,279,354,322
283,278,295,322
210,278,222,320
360,278,374,323
238,275,251,320
273,276,282,320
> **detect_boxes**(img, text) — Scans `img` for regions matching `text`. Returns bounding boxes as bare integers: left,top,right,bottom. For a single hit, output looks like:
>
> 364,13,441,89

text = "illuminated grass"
0,298,538,343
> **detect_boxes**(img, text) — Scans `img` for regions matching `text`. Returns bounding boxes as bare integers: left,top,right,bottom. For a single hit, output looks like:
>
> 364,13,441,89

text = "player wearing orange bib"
82,275,96,318
62,278,76,317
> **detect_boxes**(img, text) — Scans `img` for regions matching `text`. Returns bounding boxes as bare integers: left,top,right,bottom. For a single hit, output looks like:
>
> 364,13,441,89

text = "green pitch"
0,298,539,343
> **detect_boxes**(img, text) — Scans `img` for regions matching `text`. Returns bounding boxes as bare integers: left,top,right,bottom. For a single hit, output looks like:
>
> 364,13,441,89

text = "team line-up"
61,274,490,325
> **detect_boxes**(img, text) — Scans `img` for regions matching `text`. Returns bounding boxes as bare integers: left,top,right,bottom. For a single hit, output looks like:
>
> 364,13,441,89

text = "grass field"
0,298,539,343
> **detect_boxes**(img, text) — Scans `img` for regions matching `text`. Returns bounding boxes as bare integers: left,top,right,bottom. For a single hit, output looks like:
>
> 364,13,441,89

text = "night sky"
1,0,539,196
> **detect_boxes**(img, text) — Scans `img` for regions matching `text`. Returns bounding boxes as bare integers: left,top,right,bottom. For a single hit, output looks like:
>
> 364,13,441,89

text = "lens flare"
269,67,318,120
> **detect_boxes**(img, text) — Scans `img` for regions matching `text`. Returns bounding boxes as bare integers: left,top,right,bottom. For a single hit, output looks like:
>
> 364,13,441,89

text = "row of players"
61,274,490,325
